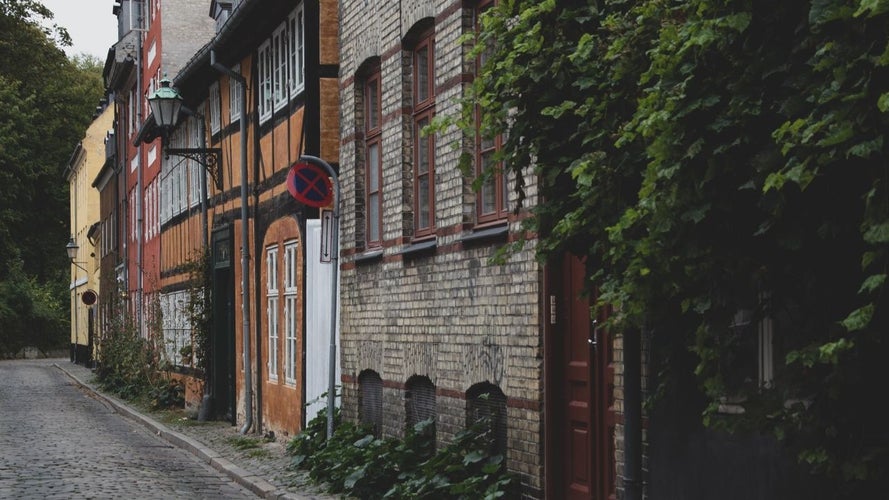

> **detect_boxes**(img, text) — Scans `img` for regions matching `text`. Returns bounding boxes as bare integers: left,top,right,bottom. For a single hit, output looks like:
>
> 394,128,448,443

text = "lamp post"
66,238,87,364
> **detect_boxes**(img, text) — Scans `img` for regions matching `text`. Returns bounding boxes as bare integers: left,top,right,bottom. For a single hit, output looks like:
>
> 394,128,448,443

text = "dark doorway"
211,225,236,424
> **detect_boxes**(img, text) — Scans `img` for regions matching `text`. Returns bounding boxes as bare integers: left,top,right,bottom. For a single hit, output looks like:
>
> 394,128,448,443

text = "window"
272,23,288,111
209,82,221,134
257,6,305,124
365,66,383,248
283,241,298,384
229,64,242,122
288,7,305,96
359,370,383,437
474,0,507,223
718,292,776,413
266,245,279,381
258,40,273,122
405,376,436,432
189,116,204,205
412,31,436,237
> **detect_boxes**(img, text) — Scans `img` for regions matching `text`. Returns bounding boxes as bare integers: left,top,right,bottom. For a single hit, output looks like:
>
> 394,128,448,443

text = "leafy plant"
461,0,889,492
287,411,513,499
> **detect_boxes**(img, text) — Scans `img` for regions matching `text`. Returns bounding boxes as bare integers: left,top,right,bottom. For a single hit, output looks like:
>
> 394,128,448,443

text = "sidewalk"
55,361,338,500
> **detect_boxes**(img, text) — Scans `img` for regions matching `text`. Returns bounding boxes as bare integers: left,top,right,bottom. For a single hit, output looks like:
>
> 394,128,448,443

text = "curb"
54,364,299,500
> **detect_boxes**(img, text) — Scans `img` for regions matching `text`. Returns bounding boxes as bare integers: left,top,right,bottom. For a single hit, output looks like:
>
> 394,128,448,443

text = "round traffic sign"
287,161,333,208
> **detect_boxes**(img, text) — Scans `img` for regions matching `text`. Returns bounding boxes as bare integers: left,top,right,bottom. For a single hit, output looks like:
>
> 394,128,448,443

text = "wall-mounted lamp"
66,238,88,273
148,77,223,189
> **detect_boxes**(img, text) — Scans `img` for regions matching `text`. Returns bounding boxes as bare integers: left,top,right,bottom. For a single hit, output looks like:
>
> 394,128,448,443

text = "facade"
66,104,114,365
102,0,215,354
139,0,341,437
337,2,618,498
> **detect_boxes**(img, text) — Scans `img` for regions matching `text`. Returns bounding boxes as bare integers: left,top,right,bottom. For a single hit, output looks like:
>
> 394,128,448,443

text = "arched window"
358,369,383,437
466,382,507,457
405,375,436,432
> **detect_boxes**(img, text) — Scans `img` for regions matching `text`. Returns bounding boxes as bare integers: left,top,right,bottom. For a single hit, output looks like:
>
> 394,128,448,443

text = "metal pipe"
298,155,340,440
623,328,643,500
211,49,252,434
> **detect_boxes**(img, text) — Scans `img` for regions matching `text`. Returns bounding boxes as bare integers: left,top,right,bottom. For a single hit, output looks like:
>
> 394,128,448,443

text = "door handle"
588,319,598,348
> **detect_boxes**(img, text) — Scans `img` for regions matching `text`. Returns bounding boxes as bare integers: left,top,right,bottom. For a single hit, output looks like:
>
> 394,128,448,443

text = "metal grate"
405,376,436,430
359,370,383,436
466,382,508,457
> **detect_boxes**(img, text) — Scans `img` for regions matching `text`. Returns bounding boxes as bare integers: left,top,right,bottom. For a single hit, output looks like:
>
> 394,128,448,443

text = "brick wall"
338,1,545,497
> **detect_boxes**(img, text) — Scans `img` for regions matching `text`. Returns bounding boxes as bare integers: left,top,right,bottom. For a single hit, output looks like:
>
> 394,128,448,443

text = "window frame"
266,245,280,382
209,81,221,134
229,64,242,123
283,241,298,385
473,0,508,224
364,67,383,248
412,31,436,238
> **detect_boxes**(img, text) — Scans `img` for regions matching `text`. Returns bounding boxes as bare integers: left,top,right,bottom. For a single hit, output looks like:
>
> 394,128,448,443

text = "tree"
468,0,889,492
0,0,104,354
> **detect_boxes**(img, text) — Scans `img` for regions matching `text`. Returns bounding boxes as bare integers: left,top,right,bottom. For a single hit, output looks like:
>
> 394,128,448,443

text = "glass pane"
418,174,430,229
368,143,379,190
368,192,380,242
417,121,429,175
416,46,428,102
481,153,496,214
367,79,378,130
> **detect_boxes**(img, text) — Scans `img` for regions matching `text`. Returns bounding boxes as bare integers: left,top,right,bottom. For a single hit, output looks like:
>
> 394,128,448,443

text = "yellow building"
66,103,113,365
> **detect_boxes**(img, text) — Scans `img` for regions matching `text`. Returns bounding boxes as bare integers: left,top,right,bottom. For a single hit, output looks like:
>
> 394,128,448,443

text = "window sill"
399,238,437,258
354,248,384,264
460,222,508,246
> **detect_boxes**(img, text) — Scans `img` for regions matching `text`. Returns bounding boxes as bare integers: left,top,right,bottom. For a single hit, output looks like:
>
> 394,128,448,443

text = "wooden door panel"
548,255,616,500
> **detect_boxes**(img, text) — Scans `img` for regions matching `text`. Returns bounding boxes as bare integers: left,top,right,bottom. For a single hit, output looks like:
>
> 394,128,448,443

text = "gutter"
210,49,252,435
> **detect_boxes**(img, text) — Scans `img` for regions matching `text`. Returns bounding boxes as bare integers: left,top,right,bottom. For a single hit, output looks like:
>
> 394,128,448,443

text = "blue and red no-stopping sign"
287,161,333,208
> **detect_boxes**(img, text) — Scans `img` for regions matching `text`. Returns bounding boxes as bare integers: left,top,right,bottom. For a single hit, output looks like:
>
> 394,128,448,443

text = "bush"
287,411,514,500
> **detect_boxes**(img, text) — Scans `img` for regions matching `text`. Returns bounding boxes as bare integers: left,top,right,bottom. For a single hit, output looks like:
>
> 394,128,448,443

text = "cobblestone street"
0,358,256,499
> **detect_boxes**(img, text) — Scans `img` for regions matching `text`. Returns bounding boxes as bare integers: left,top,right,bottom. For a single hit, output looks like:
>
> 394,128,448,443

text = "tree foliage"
468,0,889,490
0,0,104,354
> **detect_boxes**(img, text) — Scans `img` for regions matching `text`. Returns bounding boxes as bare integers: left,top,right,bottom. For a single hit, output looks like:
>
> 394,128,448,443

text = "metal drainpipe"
210,49,252,434
135,30,144,338
624,328,643,500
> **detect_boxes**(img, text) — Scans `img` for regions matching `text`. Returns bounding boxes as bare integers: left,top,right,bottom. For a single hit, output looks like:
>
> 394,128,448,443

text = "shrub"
287,411,513,500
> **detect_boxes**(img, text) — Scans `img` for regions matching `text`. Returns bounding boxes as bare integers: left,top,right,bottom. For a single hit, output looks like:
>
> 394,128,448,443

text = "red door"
546,256,615,499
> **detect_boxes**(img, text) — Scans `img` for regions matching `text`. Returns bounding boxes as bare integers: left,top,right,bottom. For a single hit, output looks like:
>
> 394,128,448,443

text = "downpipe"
211,49,252,434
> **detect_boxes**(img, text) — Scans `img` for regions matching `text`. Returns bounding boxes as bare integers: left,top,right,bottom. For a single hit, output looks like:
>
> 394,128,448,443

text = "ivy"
464,0,889,490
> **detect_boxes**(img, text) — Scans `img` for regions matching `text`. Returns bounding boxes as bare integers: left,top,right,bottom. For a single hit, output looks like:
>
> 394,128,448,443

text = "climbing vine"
466,0,889,490
182,248,212,378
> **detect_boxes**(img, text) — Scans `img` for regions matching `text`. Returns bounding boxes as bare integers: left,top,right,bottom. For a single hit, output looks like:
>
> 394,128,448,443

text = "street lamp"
148,77,223,189
66,238,88,272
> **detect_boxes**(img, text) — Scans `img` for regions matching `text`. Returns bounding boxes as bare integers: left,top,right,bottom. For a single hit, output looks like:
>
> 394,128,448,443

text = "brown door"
546,255,615,499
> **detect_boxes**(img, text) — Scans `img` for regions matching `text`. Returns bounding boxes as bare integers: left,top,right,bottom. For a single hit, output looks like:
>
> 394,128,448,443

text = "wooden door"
546,255,615,499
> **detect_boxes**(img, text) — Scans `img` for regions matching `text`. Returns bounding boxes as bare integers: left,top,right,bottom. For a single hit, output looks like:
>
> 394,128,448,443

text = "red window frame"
474,0,507,224
364,67,383,248
412,31,436,238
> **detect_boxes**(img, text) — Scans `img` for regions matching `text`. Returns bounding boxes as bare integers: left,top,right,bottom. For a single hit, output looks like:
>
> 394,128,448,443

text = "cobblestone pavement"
0,358,255,499
53,359,338,500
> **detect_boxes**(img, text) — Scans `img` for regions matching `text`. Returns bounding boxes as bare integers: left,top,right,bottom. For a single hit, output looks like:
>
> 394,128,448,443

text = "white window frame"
229,64,242,122
257,6,304,124
189,117,203,207
272,22,288,111
288,5,305,96
209,81,221,134
266,245,279,381
258,40,273,123
283,241,298,384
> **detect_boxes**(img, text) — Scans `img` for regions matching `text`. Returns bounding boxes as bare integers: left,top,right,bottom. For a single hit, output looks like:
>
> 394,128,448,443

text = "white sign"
320,209,333,263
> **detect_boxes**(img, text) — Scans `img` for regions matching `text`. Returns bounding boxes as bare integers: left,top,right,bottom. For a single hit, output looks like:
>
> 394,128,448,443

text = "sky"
38,0,117,60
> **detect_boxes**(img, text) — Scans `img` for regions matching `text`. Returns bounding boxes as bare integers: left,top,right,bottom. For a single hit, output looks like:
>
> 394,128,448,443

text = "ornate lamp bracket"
165,147,223,190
